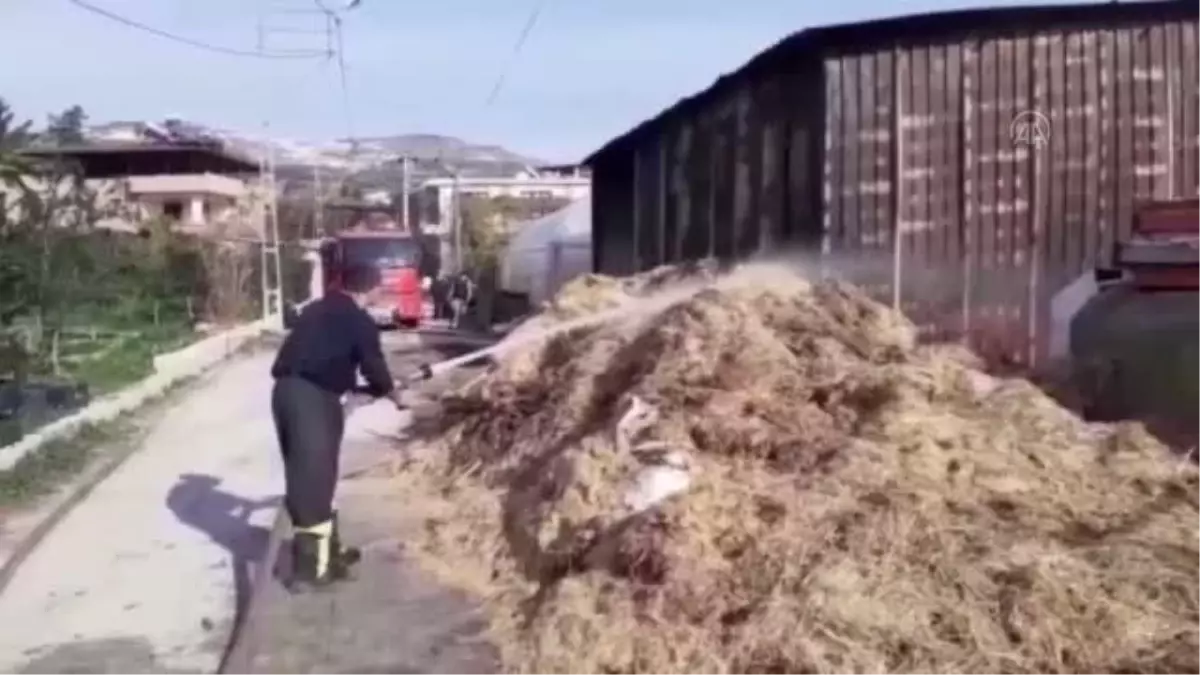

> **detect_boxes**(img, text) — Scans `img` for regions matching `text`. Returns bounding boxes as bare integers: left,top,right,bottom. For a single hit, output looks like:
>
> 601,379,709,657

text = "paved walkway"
0,331,501,674
0,351,282,674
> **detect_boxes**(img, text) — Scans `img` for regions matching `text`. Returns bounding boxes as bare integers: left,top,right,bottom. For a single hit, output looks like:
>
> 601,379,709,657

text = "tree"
0,98,35,227
0,102,99,373
0,98,33,152
45,105,87,146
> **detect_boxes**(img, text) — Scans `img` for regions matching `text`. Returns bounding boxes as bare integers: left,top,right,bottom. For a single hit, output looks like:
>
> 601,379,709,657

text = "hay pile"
390,264,1199,674
507,260,722,342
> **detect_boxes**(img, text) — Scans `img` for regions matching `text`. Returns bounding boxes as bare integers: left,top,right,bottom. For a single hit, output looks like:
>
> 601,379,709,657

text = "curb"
0,322,273,473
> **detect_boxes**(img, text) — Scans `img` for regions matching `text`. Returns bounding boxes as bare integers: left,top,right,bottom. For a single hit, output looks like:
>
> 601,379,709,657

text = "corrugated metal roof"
583,0,1198,165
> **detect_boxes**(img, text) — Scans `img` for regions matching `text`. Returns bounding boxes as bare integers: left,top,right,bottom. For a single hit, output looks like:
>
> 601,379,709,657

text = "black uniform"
430,276,449,320
447,273,475,327
270,290,394,587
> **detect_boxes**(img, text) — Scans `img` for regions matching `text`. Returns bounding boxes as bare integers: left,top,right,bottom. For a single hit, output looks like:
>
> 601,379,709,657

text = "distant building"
535,163,591,180
15,141,262,239
362,188,391,206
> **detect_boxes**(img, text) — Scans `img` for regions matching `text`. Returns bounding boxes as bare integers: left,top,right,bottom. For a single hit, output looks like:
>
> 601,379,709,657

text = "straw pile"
505,260,721,343
389,263,1199,674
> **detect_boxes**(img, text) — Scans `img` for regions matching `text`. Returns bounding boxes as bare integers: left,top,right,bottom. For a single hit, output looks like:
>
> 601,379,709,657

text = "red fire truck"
319,229,432,328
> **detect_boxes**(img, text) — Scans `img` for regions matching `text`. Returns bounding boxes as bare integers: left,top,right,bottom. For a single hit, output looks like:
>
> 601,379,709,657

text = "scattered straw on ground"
387,262,1199,674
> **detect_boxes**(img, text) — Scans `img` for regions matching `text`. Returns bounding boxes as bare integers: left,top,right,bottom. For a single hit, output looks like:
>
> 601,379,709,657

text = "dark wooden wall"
591,13,1199,365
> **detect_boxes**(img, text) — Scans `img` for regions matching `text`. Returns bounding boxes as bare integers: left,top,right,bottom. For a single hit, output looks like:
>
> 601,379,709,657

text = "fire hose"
345,337,510,402
396,341,499,386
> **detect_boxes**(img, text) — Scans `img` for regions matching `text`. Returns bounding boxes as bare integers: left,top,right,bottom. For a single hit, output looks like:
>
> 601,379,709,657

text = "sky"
1,0,1094,163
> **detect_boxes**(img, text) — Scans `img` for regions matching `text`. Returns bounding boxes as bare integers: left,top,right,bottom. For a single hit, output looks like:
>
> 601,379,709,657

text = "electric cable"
485,0,547,106
67,0,329,60
331,17,356,143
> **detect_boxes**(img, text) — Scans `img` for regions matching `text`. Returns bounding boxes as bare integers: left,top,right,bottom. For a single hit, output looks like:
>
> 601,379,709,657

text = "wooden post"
1166,36,1177,199
1027,37,1046,367
892,47,906,311
632,148,641,273
658,138,668,267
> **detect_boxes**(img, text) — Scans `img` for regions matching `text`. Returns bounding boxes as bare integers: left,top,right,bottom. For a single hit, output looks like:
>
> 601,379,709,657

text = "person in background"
448,271,476,329
268,263,404,591
430,273,449,321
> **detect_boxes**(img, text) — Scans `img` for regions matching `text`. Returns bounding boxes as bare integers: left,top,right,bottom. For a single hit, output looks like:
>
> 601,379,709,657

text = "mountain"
85,120,548,194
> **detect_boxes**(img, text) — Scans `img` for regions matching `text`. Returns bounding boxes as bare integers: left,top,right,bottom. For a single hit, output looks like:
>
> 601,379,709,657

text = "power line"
305,0,356,149
67,0,329,60
330,15,356,142
484,0,546,106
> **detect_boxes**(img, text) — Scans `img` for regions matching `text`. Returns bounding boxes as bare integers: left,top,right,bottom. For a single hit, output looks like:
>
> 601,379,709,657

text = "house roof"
18,142,259,178
583,0,1197,165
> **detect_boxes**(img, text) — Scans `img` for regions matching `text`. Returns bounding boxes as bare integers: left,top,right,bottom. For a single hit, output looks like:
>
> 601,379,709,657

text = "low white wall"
0,315,281,472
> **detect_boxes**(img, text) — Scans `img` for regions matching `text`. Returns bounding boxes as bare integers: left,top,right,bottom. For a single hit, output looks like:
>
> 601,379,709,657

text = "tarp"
500,196,591,305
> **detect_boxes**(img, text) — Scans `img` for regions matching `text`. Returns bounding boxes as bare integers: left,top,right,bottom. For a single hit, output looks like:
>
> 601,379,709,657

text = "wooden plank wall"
596,16,1198,367
617,70,805,275
822,19,1198,366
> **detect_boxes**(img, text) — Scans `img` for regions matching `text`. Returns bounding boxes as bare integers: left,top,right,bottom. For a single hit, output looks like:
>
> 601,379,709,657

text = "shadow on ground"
13,634,216,667
165,474,276,641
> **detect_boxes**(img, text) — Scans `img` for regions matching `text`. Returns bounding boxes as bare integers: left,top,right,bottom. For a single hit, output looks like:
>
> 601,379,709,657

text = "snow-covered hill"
86,119,546,188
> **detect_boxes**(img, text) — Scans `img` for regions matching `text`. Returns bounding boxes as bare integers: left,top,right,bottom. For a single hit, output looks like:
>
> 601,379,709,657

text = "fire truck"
318,227,438,328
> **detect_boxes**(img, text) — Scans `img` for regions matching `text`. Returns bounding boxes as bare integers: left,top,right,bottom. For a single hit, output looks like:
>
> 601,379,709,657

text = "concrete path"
0,351,282,674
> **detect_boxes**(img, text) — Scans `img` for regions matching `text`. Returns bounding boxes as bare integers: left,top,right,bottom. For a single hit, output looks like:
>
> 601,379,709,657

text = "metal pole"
400,155,411,232
891,47,905,312
258,148,270,320
270,141,284,319
453,172,463,272
313,164,324,237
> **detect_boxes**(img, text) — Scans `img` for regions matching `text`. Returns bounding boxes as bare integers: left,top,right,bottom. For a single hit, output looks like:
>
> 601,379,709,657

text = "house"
584,0,1199,365
16,140,262,239
535,163,592,180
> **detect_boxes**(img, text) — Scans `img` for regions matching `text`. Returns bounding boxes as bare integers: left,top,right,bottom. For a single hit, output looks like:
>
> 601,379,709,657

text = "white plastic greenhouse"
499,196,592,307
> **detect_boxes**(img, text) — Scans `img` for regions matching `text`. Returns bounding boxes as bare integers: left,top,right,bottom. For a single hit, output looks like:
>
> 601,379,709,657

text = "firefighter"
269,263,404,591
448,271,476,329
430,273,450,321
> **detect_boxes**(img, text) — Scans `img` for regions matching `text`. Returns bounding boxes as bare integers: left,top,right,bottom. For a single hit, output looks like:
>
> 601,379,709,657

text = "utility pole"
400,154,411,232
270,141,284,317
452,171,463,273
260,123,284,325
313,163,325,237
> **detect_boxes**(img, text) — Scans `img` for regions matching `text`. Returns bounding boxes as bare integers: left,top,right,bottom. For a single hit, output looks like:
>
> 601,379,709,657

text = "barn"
583,0,1199,364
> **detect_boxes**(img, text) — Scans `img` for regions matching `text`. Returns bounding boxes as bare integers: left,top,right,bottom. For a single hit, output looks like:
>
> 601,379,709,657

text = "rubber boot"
287,521,344,593
330,511,362,571
288,532,335,593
